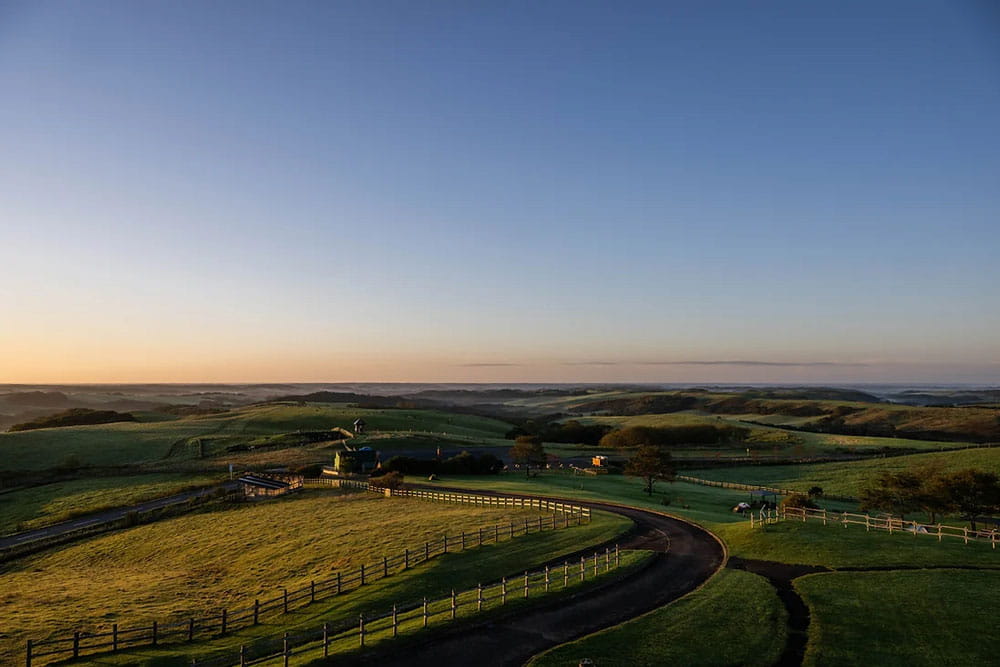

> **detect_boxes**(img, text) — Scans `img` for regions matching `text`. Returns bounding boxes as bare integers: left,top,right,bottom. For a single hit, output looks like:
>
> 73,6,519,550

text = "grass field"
0,403,512,471
687,447,1000,498
0,473,224,535
429,470,752,525
528,569,786,667
715,520,1000,568
1,488,629,665
797,570,1000,666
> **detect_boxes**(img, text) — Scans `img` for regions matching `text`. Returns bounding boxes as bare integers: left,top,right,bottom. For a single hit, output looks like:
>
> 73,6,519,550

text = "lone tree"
625,445,675,496
510,435,546,478
939,468,1000,531
859,470,924,519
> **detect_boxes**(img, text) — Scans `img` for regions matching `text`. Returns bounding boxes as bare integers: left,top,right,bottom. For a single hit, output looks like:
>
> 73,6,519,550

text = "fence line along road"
756,505,1000,549
192,545,623,667
25,484,591,667
676,474,857,502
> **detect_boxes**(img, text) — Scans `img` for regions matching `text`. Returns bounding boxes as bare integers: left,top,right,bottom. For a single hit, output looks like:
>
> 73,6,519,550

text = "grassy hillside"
1,488,624,664
798,570,1000,667
0,403,512,472
529,569,786,667
686,447,1000,497
0,473,223,535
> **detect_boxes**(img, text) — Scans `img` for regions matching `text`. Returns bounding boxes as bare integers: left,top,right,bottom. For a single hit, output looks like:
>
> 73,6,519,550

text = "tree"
509,435,546,478
625,445,675,496
859,470,923,519
938,469,1000,531
807,486,824,499
781,493,818,510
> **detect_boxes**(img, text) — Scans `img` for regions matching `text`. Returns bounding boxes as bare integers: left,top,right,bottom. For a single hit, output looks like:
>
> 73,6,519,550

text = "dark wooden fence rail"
25,487,591,666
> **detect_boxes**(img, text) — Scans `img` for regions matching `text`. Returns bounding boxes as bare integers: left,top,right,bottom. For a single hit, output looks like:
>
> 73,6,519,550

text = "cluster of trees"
505,420,612,446
380,451,503,476
8,408,137,432
859,466,1000,530
509,435,548,477
624,445,675,496
598,424,750,449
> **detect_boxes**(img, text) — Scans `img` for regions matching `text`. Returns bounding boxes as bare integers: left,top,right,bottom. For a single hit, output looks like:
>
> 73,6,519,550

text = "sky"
1,1,998,384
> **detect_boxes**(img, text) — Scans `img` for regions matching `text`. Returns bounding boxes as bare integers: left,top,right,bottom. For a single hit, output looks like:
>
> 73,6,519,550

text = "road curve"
346,493,726,667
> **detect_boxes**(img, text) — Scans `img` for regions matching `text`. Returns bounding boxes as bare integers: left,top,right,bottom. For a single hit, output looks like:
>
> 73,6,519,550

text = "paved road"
0,482,237,551
346,492,726,667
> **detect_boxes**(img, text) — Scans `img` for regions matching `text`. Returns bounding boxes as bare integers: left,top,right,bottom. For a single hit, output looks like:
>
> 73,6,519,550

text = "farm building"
238,473,303,499
353,418,367,434
329,447,379,475
591,455,609,467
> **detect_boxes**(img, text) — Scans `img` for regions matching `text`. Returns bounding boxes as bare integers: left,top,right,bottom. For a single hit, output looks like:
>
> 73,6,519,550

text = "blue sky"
1,1,998,383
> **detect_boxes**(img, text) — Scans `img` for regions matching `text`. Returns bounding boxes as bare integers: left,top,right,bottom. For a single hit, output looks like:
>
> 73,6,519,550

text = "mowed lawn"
0,402,513,471
0,473,223,534
687,447,1000,498
529,569,786,667
797,570,1000,667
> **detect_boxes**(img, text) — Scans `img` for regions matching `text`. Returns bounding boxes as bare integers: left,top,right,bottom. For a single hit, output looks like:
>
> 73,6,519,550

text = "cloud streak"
562,360,870,368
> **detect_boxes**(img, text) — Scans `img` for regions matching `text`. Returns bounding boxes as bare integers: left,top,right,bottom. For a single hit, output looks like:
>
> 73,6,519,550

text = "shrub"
780,493,818,510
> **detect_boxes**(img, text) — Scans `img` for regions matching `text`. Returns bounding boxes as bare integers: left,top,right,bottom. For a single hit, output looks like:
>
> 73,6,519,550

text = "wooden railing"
676,474,856,502
25,485,590,666
764,505,1000,549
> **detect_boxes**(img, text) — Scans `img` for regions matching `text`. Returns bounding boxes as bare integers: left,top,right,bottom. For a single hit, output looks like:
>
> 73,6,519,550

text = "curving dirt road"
348,494,726,667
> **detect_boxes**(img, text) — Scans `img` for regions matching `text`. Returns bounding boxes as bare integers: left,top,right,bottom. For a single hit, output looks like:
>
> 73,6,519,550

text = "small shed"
353,418,367,434
591,455,609,467
239,474,300,499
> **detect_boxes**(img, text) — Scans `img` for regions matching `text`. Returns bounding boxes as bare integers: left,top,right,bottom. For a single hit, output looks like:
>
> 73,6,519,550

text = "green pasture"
0,473,223,535
716,520,1000,569
3,488,629,665
798,570,1000,666
0,403,512,471
688,447,1000,498
529,569,785,667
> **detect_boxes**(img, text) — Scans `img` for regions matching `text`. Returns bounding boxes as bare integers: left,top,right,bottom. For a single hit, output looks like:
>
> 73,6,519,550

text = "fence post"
938,524,943,542
443,534,448,553
405,548,409,570
359,613,365,647
392,604,398,638
25,639,31,667
425,542,430,561
283,632,290,667
564,561,569,587
73,631,80,658
220,610,226,636
593,552,599,576
866,515,870,532
461,531,466,550
823,510,828,526
502,577,507,604
323,622,330,658
478,583,483,611
524,571,529,598
188,618,195,641
580,556,585,582
615,544,620,567
113,623,119,652
153,620,159,645
253,599,260,625
964,527,969,545
605,547,610,572
451,589,457,619
240,644,247,667
545,565,550,592
423,597,429,628
524,518,529,534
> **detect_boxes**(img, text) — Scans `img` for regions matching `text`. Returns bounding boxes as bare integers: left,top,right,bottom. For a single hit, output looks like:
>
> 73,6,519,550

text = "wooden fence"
25,486,591,666
191,545,622,667
761,505,1000,549
676,474,856,502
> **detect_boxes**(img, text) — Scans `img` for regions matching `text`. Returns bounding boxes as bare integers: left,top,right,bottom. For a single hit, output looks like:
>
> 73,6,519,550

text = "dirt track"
351,495,726,667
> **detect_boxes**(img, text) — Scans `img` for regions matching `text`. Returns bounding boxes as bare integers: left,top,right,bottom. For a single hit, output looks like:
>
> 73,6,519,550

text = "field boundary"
676,474,857,502
764,505,1000,549
24,485,591,666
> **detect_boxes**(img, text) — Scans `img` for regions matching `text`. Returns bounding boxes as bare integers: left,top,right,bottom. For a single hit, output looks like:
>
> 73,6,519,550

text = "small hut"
353,418,367,434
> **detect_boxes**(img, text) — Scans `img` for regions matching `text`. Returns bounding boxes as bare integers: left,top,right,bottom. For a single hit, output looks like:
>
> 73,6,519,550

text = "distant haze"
1,1,997,384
